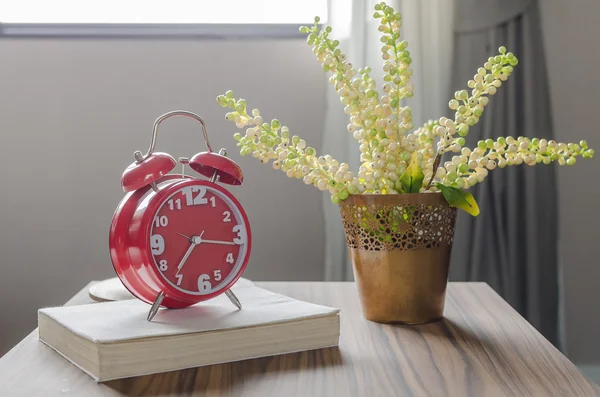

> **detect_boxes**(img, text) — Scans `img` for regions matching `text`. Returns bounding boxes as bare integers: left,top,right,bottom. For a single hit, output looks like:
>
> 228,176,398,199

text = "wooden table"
1,282,598,396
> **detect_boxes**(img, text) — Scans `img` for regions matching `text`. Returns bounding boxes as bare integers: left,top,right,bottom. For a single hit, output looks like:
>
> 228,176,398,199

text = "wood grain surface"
0,282,598,396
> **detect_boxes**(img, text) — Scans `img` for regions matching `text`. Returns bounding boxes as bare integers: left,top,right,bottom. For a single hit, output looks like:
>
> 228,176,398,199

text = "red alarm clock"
109,110,251,321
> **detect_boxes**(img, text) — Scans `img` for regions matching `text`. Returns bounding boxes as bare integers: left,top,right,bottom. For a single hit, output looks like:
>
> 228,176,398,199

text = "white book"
38,280,340,382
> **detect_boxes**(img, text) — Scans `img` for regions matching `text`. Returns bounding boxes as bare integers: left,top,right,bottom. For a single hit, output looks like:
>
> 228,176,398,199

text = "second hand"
176,232,191,240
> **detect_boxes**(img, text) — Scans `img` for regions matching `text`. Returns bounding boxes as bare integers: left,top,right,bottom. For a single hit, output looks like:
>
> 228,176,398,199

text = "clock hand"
176,232,192,240
175,244,196,275
200,239,236,246
175,231,204,274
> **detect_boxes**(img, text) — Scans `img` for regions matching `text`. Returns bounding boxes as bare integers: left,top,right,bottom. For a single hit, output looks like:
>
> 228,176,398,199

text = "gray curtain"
449,0,559,346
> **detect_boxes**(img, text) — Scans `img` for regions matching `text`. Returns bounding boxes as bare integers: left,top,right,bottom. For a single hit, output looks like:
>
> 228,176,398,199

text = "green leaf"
398,152,424,193
436,183,480,216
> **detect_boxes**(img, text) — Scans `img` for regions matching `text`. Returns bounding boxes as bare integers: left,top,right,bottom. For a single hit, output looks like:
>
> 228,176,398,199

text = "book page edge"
98,341,341,382
38,338,101,383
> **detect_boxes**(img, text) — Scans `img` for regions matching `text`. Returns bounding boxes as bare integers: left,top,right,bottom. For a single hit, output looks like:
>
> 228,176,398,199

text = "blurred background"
0,0,598,382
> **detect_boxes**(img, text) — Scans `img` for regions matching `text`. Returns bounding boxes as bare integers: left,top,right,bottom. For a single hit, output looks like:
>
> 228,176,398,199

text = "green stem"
425,154,442,190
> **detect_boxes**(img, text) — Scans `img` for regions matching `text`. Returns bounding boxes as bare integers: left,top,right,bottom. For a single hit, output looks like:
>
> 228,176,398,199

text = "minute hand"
201,239,236,246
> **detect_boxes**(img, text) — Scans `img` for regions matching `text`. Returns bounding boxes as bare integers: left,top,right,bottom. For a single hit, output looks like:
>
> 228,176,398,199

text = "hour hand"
176,243,197,274
175,231,204,274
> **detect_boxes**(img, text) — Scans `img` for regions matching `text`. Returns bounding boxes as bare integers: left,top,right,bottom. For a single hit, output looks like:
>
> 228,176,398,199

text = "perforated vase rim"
339,193,457,251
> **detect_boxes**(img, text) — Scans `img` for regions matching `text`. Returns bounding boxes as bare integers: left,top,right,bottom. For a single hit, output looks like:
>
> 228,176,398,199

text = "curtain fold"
449,0,559,346
321,0,366,281
322,0,455,281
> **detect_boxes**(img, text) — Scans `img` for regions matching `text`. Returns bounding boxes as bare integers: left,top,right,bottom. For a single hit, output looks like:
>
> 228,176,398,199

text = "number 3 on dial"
233,225,246,245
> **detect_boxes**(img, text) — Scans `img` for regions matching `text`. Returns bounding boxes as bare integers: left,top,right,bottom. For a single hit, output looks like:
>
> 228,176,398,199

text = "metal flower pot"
339,193,457,324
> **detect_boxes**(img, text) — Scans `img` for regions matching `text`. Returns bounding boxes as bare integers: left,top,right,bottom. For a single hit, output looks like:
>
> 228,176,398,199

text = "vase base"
350,246,451,325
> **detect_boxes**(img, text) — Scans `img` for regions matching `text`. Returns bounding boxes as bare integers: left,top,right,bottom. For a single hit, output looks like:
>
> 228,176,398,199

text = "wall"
539,0,600,365
0,38,327,355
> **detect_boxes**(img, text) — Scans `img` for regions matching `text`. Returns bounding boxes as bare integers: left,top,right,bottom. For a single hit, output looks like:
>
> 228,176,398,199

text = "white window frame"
0,0,327,38
0,23,308,39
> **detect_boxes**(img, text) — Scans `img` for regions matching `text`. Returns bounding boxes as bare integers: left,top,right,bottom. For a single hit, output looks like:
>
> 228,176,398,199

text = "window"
0,0,328,37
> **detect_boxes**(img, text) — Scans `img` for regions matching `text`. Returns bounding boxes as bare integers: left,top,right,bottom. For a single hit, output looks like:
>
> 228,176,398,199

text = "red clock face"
148,183,250,296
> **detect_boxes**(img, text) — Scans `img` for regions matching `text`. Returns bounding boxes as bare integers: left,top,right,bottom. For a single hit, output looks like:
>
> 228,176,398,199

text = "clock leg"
225,290,242,310
147,291,166,321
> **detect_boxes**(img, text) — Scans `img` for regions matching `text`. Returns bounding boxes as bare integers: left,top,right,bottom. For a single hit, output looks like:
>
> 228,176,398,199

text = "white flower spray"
217,2,594,214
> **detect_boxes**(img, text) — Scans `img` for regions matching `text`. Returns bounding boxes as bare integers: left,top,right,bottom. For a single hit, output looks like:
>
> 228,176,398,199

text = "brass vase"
339,193,457,324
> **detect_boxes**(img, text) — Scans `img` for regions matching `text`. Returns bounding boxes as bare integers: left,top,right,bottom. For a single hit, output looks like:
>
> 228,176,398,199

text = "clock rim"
109,175,252,309
110,176,185,308
142,179,252,300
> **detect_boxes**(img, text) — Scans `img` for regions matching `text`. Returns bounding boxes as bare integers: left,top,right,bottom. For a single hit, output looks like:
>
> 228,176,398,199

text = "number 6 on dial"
198,274,211,293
